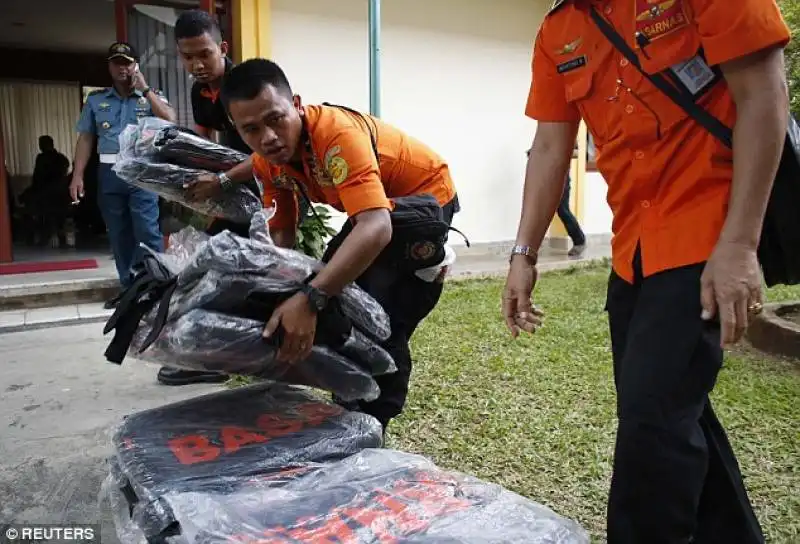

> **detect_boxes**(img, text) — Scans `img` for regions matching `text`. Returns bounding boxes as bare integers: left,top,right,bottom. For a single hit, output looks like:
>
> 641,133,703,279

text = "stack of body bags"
103,207,396,403
100,382,590,544
113,116,262,225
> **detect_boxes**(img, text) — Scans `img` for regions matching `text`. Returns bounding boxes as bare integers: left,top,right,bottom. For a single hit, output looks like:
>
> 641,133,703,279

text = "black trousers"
332,198,458,428
605,248,763,544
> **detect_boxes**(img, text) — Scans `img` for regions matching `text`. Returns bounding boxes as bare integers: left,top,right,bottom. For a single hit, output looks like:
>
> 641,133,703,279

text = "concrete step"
0,302,114,334
0,277,119,312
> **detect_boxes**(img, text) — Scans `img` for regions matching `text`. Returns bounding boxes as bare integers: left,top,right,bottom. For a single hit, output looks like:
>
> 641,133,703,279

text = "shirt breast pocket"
563,71,614,143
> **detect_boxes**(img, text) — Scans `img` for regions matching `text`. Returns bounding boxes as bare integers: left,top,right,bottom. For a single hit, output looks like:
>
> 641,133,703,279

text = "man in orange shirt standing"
206,58,459,435
503,0,790,542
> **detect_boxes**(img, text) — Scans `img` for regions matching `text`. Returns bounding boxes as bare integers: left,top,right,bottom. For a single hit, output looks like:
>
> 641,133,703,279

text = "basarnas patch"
635,0,689,43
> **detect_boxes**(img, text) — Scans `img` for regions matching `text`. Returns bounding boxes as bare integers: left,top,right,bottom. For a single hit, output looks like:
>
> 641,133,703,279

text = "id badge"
670,55,716,96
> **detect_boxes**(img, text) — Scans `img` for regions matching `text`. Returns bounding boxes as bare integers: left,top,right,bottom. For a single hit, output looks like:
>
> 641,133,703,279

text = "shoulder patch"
324,145,349,186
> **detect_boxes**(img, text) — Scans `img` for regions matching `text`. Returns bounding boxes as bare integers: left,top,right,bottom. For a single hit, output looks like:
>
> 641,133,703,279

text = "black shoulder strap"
322,102,380,159
589,7,733,149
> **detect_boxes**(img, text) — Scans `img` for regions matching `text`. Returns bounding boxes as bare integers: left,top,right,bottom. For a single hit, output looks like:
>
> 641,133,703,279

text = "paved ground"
0,324,224,542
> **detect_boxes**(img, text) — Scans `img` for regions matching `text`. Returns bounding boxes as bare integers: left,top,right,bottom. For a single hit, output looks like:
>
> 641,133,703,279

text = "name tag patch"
670,55,716,96
635,0,688,43
557,56,587,74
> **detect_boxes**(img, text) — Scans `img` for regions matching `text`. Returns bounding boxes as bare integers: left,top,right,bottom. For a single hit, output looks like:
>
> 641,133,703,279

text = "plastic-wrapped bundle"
113,117,262,224
113,156,262,225
122,448,590,544
99,382,384,542
103,210,395,402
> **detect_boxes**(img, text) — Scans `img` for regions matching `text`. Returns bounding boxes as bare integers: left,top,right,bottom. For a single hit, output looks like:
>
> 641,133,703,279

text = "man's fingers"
502,294,519,337
733,297,749,344
263,312,281,339
700,280,717,321
718,301,738,347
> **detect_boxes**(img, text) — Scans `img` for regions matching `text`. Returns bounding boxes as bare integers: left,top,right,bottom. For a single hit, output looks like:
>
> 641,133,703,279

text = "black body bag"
303,103,470,272
591,8,800,287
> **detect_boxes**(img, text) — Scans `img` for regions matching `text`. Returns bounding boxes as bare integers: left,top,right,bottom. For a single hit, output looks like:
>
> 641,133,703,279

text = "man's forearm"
515,128,577,249
148,92,177,123
227,156,254,183
310,211,392,296
72,134,94,178
719,94,788,250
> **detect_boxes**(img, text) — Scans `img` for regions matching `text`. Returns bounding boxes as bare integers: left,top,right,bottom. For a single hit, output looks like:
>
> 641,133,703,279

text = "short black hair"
175,9,222,42
221,58,294,111
39,135,54,147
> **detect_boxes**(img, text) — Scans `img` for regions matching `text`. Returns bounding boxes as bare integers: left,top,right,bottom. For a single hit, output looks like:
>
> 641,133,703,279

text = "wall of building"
270,0,552,245
581,172,613,236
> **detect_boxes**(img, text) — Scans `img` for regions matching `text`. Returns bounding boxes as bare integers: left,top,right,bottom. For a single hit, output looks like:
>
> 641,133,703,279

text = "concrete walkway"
0,324,224,543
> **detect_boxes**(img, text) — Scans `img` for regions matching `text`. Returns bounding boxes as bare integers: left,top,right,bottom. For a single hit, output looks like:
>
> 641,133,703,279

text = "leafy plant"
780,0,800,117
295,205,338,259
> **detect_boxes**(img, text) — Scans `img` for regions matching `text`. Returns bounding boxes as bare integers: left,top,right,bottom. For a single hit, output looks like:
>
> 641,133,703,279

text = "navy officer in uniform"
70,43,176,309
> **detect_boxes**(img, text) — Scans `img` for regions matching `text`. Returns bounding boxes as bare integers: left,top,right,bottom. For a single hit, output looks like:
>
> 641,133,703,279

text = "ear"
219,41,229,57
293,94,303,113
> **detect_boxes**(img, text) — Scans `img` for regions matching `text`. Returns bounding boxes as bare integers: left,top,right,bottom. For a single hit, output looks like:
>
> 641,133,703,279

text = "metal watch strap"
218,172,232,191
510,244,538,264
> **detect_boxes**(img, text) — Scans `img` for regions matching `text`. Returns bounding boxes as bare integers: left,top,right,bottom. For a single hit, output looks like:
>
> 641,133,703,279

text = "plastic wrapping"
106,445,589,543
113,117,262,224
100,382,385,542
104,210,395,402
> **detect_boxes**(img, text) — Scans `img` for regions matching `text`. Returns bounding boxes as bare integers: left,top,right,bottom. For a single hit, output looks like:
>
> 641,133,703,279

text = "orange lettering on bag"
295,402,342,426
221,426,269,453
168,435,221,465
256,414,304,437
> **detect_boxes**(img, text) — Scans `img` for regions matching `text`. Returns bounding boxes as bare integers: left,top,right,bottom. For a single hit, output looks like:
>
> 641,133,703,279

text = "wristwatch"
509,244,538,265
141,86,151,96
299,283,330,313
217,172,233,191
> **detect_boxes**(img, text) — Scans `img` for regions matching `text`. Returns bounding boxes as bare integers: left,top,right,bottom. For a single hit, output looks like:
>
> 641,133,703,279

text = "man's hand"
69,174,85,204
184,173,221,201
502,257,544,338
131,69,148,92
263,292,317,364
700,241,763,347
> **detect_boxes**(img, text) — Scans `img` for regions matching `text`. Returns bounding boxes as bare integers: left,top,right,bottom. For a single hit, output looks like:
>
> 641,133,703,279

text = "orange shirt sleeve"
251,153,298,232
323,130,392,217
689,0,791,66
525,28,581,122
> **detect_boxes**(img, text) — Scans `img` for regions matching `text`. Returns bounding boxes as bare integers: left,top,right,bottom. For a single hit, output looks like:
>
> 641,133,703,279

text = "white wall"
271,0,548,244
582,172,613,236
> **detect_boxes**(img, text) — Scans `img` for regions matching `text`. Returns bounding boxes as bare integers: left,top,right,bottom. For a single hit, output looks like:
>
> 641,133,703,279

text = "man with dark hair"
154,8,253,386
217,58,460,436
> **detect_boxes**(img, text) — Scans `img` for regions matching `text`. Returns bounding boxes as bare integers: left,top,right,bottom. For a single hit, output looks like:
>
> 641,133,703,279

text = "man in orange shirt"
214,58,459,434
503,0,790,542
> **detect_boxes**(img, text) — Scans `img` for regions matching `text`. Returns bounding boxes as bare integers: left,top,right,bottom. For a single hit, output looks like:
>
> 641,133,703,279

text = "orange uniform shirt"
527,0,790,282
252,105,456,232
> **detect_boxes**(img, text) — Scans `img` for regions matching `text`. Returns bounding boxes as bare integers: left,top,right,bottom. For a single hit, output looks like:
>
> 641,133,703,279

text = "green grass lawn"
387,263,800,543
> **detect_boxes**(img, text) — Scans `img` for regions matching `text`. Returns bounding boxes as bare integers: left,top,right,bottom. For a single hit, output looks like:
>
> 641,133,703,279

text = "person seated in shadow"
19,135,72,247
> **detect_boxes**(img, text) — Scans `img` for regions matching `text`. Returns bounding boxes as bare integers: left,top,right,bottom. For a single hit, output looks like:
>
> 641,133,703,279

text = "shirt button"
620,58,629,67
641,200,651,208
625,105,635,114
635,151,645,159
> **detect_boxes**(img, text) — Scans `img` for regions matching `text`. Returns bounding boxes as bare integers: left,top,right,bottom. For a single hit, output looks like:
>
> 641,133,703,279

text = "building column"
547,121,588,250
231,0,272,63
